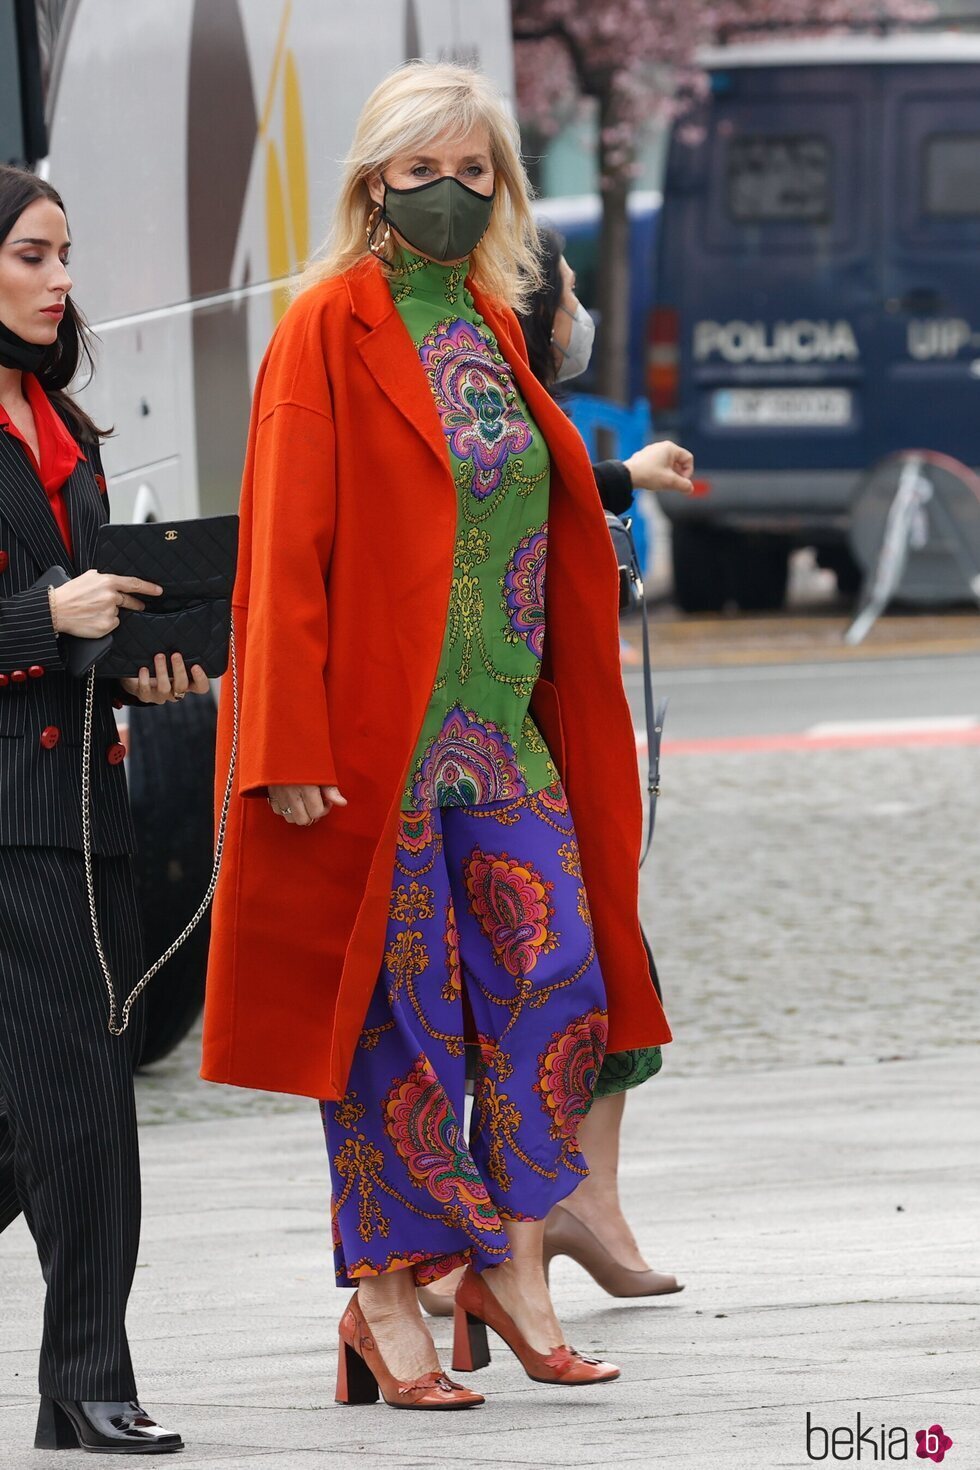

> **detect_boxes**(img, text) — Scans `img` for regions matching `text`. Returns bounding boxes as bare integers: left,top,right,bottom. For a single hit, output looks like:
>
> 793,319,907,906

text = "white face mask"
553,300,596,382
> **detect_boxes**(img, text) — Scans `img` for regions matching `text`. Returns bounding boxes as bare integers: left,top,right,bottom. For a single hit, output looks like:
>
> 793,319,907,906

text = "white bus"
4,0,514,519
1,0,515,1059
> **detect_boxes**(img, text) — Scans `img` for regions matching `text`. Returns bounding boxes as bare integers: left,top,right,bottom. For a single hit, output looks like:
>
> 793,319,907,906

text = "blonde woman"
203,61,671,1411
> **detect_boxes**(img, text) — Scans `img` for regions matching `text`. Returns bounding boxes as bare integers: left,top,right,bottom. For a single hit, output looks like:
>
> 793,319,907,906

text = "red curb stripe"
653,728,980,756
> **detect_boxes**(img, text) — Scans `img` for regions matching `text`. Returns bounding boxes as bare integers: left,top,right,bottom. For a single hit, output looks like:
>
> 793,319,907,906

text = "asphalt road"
628,651,980,741
625,641,980,1082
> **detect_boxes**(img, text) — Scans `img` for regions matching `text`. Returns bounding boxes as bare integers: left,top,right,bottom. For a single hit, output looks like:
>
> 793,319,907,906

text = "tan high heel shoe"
452,1267,620,1385
418,1283,456,1318
543,1204,684,1298
417,1264,466,1318
336,1293,485,1410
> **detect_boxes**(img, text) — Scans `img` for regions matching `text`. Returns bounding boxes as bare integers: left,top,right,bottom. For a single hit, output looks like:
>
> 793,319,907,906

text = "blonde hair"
296,61,541,311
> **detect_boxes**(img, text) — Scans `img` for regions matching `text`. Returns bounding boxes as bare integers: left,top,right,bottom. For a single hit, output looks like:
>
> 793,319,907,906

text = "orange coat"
201,255,672,1101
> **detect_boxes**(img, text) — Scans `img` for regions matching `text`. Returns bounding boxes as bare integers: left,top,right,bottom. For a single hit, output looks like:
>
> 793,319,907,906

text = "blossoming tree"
512,0,936,402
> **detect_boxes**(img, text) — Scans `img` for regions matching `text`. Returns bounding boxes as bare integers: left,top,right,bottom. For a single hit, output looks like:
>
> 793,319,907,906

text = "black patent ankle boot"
35,1396,184,1452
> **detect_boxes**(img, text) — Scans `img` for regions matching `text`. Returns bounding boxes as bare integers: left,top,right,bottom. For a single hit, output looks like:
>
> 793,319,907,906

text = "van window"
728,135,831,223
923,133,980,218
703,97,859,254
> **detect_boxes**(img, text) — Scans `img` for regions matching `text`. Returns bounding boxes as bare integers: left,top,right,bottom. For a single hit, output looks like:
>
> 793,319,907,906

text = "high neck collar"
390,247,470,308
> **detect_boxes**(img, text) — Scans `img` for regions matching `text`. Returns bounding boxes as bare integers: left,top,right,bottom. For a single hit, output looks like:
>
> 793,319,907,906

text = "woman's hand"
50,571,163,637
120,652,210,705
267,784,348,827
624,440,695,496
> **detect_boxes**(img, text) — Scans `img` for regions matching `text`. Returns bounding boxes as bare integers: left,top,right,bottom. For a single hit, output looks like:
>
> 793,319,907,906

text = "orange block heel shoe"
336,1294,485,1410
452,1266,620,1386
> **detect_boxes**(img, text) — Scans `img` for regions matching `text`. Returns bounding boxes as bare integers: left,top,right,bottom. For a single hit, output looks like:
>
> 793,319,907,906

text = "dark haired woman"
0,165,207,1454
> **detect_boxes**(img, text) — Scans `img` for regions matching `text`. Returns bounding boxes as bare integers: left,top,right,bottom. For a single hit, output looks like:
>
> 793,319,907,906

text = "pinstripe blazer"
0,411,136,855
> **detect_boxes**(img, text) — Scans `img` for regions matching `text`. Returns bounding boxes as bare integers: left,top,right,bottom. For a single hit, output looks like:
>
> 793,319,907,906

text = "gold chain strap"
81,617,240,1036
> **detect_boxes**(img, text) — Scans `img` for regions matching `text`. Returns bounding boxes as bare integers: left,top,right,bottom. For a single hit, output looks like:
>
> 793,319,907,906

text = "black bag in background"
77,515,240,1037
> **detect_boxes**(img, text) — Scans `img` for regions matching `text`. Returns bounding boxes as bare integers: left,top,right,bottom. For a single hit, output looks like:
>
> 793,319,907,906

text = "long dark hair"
517,224,565,394
0,164,107,443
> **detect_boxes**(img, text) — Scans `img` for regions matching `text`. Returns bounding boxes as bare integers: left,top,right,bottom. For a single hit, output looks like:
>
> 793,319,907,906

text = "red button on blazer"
39,726,60,749
0,550,8,573
10,669,27,684
106,742,126,765
0,673,9,688
28,665,44,679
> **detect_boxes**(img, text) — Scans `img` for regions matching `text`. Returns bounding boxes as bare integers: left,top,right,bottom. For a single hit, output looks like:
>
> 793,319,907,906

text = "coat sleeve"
0,585,64,672
236,400,338,798
592,460,634,516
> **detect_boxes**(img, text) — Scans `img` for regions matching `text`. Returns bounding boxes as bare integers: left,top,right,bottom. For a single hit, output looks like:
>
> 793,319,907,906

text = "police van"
1,0,514,1059
653,32,980,611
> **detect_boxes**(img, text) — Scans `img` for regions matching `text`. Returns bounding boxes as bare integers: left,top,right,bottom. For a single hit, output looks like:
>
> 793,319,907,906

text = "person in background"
202,61,673,1410
529,224,692,1295
0,165,206,1455
526,224,694,518
418,224,692,1318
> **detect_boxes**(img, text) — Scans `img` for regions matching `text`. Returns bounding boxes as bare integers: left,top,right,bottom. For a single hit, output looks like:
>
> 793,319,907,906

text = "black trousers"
0,847,145,1401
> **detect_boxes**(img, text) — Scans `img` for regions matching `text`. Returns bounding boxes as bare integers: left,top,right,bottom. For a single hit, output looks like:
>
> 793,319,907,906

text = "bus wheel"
671,521,728,612
727,535,790,612
126,691,218,1068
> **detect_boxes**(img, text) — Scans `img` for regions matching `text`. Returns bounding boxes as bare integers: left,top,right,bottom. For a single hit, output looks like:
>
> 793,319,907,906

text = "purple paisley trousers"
321,780,608,1286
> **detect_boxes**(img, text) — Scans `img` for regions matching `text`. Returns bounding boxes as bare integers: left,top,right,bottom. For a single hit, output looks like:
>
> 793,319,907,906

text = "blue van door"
658,63,881,610
877,74,980,467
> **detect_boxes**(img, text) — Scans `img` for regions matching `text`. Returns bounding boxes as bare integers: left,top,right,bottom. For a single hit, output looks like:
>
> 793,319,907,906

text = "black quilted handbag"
94,516,239,678
79,515,240,1036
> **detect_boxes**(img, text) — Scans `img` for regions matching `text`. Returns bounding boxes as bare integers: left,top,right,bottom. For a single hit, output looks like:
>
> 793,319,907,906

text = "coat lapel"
345,258,455,484
0,428,76,574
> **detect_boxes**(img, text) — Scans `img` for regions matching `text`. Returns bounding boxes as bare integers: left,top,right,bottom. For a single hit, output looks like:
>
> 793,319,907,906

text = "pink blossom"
513,0,938,180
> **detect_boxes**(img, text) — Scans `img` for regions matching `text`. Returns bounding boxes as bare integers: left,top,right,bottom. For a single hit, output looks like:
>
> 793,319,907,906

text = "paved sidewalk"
2,1046,977,1470
4,729,978,1468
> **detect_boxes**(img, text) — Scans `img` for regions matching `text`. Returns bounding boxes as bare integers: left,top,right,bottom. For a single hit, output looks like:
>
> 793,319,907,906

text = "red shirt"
0,374,84,558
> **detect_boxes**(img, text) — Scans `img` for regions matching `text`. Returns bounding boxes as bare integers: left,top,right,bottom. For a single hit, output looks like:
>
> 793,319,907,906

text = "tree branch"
512,19,597,97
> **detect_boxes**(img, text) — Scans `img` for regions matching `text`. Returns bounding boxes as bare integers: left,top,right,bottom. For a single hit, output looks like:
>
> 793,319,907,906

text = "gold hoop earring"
366,205,391,258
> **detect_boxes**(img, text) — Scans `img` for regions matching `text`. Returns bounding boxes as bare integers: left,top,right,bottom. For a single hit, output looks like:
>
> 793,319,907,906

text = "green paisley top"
389,249,557,810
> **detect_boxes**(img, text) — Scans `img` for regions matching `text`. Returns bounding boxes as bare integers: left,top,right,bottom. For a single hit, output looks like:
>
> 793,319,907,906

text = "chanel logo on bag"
164,530,178,541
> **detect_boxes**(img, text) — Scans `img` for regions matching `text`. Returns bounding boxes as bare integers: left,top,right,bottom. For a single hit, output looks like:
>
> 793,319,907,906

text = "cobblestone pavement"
646,743,980,1079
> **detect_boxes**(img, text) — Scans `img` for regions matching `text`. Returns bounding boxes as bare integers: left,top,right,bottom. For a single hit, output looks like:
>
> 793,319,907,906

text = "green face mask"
380,174,495,263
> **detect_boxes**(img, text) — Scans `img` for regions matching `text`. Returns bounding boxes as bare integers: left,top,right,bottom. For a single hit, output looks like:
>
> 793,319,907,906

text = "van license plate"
712,388,852,427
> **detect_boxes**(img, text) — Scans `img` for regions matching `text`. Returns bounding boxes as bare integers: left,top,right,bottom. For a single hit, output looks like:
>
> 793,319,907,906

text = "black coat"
0,413,135,855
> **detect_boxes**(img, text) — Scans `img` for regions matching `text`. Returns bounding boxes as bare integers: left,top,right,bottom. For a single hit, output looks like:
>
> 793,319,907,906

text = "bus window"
1,2,26,163
35,0,72,97
727,135,832,223
0,0,46,165
923,133,980,218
